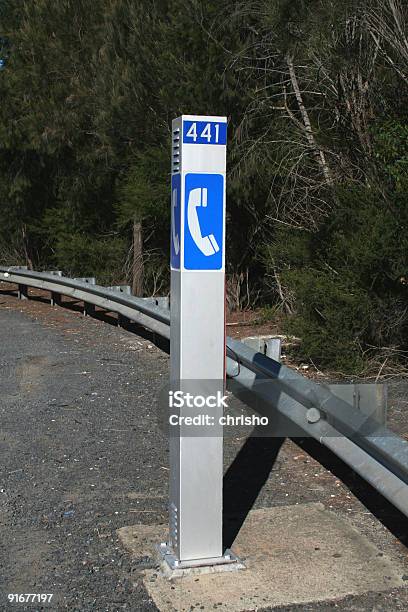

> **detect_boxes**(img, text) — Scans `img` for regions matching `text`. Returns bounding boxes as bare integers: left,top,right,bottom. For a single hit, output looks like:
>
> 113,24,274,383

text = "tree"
0,0,407,371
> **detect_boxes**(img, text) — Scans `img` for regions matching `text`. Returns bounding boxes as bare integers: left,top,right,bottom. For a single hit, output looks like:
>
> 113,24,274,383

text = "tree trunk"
21,224,33,270
286,54,333,186
132,219,144,296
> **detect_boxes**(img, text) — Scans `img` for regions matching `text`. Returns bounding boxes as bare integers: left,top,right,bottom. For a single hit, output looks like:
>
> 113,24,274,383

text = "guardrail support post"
118,313,130,327
18,284,28,300
83,302,95,317
157,115,240,572
50,292,61,306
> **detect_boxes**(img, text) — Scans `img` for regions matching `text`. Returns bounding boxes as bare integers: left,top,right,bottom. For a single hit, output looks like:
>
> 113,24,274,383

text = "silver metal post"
158,115,238,570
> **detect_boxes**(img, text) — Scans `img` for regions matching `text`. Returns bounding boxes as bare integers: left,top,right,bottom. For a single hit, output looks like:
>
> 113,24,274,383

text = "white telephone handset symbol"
171,188,180,255
187,188,219,256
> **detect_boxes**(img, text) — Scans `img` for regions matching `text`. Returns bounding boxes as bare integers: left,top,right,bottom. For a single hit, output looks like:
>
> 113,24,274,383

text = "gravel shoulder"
0,293,168,610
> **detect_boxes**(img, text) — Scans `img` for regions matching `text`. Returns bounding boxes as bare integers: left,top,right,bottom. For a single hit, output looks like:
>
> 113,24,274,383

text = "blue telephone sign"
184,173,224,270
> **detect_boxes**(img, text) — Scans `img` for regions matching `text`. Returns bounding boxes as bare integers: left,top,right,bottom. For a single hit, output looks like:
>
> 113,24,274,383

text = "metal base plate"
156,542,243,572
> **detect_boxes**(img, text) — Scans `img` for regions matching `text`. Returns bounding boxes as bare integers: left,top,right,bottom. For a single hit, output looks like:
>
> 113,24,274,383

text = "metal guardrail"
226,338,408,486
0,266,170,339
225,342,408,517
1,265,408,518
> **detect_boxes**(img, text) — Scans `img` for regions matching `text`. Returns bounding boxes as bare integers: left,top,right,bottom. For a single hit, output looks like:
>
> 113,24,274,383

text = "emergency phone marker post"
157,115,241,571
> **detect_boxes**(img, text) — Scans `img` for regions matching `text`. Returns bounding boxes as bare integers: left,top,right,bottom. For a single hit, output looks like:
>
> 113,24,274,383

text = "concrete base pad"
118,503,406,611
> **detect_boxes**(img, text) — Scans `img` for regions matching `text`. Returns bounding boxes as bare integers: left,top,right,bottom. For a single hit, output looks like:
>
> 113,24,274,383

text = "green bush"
282,268,374,371
265,184,408,372
43,231,127,285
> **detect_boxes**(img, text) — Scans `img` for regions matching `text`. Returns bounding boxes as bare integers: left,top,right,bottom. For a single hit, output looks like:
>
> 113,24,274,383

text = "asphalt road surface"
0,291,407,611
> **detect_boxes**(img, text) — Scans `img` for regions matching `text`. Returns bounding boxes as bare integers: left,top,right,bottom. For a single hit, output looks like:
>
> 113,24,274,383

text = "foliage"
374,120,408,194
269,184,408,371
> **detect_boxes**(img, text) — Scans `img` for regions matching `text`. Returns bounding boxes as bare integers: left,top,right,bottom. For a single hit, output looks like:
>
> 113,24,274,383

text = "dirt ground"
0,287,407,611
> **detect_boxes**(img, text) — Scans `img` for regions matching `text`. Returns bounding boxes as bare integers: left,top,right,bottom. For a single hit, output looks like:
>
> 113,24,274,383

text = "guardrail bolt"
306,407,321,423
